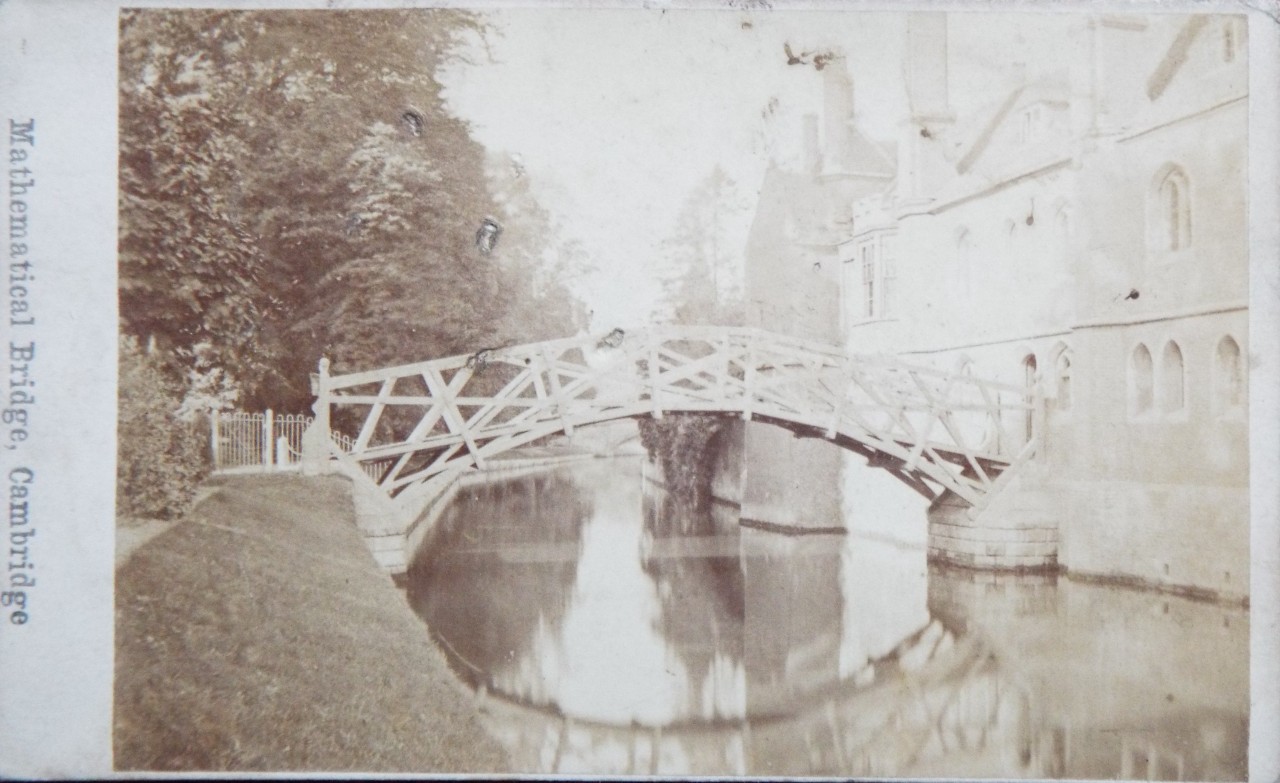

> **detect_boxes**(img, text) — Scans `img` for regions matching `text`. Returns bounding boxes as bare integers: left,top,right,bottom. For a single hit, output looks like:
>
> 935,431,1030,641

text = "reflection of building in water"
409,458,1245,778
928,566,1248,780
743,12,1248,602
641,486,747,722
740,530,844,716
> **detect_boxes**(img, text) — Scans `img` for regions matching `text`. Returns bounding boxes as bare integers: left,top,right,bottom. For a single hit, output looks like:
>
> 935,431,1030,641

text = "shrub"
636,413,727,507
117,336,210,520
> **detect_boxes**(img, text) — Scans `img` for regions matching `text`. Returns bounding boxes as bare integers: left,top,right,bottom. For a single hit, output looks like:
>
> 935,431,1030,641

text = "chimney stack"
905,12,952,121
822,56,853,170
802,114,820,175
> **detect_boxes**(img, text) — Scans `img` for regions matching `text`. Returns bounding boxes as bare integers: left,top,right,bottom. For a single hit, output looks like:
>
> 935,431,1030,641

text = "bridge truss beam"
313,326,1039,512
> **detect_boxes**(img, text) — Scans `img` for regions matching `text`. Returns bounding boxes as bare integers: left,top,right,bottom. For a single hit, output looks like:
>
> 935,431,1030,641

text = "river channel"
405,456,1247,778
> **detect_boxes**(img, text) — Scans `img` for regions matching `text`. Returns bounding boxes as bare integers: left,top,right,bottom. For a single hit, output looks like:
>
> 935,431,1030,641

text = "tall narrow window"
860,244,876,319
1055,352,1073,412
1214,335,1244,415
1223,21,1237,63
1161,341,1185,413
1131,344,1154,416
881,236,896,318
1023,354,1038,441
1154,166,1191,252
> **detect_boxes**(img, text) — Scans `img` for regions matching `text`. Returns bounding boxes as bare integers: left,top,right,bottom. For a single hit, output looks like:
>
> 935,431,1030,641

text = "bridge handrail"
322,326,1031,397
315,325,1041,508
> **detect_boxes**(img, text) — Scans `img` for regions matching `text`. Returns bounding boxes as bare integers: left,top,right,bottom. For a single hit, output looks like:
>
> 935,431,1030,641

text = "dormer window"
1018,105,1042,145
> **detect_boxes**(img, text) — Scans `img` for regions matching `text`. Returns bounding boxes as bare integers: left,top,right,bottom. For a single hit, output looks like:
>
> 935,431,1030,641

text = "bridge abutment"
926,468,1061,572
740,422,844,532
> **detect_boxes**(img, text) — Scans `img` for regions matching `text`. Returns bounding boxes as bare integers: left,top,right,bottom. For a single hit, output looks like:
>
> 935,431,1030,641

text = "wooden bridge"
309,326,1039,525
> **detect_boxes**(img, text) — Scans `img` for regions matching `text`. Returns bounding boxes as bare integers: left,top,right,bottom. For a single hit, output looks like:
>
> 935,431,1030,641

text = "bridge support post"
301,357,332,476
648,338,663,419
346,474,420,573
927,466,1060,573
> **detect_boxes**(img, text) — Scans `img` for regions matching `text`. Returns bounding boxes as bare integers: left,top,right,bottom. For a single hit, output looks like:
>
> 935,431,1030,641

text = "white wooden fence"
211,410,385,480
211,410,312,474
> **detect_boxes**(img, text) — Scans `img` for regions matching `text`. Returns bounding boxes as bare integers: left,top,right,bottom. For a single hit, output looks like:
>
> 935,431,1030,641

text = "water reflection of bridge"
466,620,1058,777
406,459,1247,779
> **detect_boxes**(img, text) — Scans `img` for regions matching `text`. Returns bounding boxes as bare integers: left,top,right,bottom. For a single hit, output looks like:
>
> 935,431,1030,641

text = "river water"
405,456,1247,778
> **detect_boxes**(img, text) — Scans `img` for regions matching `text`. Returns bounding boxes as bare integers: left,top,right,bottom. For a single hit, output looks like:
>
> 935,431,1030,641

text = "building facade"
743,13,1249,602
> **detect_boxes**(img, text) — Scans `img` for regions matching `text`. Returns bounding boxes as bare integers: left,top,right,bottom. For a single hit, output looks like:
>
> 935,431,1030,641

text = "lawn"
114,473,509,772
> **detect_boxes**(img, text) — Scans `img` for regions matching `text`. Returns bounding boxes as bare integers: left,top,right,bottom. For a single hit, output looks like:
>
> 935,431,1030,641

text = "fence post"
648,334,662,419
276,435,290,468
741,341,756,422
263,408,274,469
210,410,221,470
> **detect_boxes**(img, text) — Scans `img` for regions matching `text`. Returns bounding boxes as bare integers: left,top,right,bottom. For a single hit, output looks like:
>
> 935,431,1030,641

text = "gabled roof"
955,81,1070,175
827,122,897,178
956,87,1025,175
1146,15,1211,101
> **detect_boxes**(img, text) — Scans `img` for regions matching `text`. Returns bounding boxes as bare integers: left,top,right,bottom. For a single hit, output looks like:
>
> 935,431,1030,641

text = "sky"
441,9,1081,331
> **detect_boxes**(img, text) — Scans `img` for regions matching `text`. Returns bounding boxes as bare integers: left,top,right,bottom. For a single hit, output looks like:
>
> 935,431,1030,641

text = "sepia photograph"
20,0,1264,777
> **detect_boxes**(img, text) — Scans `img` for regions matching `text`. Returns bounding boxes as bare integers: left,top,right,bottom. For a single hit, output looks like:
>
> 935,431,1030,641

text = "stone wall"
741,422,843,529
927,471,1061,573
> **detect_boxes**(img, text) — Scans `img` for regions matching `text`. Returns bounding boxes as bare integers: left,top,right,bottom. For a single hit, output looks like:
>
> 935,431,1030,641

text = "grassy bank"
114,473,509,773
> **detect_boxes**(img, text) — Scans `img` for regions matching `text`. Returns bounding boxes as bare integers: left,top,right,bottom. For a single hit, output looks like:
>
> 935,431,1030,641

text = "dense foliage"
119,9,587,415
117,337,209,519
637,413,731,507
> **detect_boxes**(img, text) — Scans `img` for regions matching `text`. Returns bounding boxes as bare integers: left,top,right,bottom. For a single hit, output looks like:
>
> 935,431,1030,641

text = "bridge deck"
312,327,1039,512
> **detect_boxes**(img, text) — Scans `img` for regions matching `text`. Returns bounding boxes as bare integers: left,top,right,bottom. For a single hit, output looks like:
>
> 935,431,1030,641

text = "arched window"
1152,165,1191,252
956,228,973,299
1055,351,1073,412
1022,353,1038,441
1161,341,1185,413
1214,335,1244,415
1130,344,1154,416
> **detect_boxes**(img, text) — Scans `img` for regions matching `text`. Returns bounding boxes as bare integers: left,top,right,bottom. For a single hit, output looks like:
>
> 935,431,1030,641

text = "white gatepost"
276,435,291,469
263,408,274,469
210,410,221,469
300,357,332,475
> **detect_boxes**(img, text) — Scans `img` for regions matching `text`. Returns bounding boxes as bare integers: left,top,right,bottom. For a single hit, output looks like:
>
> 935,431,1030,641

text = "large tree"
118,9,585,414
655,165,748,326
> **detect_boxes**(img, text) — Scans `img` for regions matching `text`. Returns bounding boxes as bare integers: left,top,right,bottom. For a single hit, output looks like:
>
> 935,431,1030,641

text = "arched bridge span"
313,326,1039,512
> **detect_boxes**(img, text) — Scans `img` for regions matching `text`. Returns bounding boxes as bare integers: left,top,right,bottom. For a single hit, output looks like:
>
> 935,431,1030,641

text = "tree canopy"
654,165,748,327
119,9,587,414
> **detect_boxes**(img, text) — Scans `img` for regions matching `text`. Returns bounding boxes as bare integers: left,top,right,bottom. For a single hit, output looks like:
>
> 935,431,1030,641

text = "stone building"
739,53,897,530
743,12,1248,602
